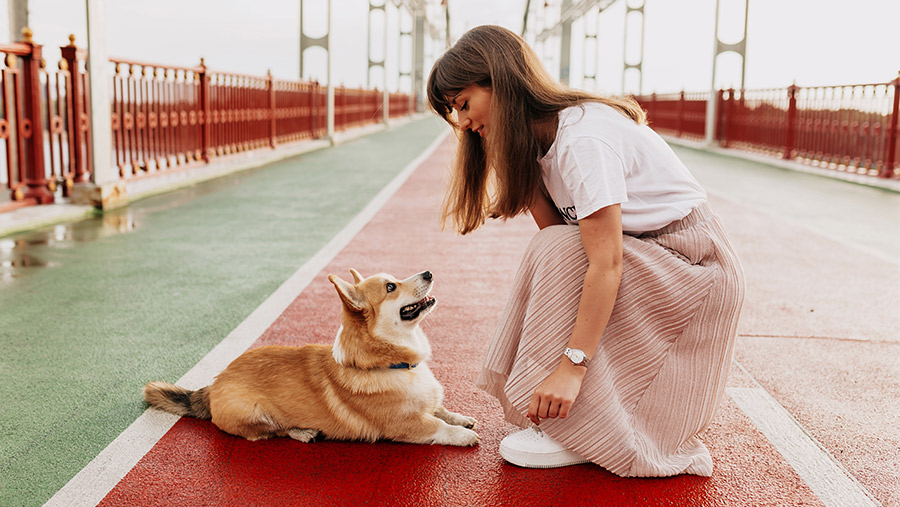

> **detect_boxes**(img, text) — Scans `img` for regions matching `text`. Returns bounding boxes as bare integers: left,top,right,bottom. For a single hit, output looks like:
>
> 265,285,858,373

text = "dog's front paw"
287,428,320,443
444,425,480,447
435,407,478,429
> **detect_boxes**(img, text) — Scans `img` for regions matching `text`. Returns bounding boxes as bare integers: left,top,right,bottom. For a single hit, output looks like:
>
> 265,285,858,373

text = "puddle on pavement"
0,176,242,282
1,154,280,282
0,253,52,268
0,210,138,282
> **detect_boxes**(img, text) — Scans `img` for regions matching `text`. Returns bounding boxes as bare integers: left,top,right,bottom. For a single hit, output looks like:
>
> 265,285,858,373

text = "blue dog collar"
389,362,418,369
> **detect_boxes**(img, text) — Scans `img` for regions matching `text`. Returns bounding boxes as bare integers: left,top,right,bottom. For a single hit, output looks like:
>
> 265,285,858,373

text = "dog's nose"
422,271,432,281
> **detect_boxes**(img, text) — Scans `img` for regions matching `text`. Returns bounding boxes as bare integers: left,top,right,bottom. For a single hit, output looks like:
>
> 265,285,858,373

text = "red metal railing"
273,80,326,144
110,59,204,178
0,42,32,206
639,91,708,141
1,33,414,212
60,37,92,189
635,76,900,180
389,92,413,118
1,30,88,210
791,83,897,175
108,59,411,179
334,87,382,130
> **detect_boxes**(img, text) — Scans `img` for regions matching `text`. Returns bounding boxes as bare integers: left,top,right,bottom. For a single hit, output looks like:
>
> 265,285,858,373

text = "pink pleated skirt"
477,202,745,477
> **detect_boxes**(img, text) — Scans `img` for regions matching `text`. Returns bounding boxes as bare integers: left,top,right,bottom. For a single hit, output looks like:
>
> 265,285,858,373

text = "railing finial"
21,27,33,44
68,34,76,47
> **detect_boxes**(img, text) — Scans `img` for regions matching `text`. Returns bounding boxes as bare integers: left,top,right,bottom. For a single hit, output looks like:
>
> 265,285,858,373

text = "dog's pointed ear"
349,268,364,284
328,274,366,313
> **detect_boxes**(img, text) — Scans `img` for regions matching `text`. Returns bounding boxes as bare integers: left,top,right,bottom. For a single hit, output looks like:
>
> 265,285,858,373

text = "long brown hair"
427,25,646,235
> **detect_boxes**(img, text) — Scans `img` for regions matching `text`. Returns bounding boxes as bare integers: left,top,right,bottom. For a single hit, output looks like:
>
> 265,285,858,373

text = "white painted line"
727,387,882,507
45,129,450,507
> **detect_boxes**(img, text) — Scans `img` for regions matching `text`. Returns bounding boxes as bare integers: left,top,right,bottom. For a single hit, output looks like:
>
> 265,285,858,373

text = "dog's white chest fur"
332,325,433,367
332,325,346,364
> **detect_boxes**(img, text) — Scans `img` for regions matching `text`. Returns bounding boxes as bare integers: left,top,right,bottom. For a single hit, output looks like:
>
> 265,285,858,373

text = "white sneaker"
499,426,590,468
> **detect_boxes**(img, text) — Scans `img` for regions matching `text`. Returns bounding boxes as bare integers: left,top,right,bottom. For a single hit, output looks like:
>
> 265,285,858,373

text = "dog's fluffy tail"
143,381,211,420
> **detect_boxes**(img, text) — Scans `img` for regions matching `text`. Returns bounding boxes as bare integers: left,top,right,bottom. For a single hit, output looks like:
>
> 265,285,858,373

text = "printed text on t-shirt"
557,206,577,221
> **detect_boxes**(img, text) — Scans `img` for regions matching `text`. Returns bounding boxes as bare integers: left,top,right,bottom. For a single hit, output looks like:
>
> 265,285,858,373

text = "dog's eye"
385,283,396,293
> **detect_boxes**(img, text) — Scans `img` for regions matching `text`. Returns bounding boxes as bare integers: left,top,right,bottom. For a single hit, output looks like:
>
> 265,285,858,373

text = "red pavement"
100,140,833,506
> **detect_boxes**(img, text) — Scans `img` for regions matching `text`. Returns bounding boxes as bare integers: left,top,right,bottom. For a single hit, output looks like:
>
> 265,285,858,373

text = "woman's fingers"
547,400,559,418
558,399,573,419
538,396,553,419
527,393,541,425
529,392,564,424
528,368,585,424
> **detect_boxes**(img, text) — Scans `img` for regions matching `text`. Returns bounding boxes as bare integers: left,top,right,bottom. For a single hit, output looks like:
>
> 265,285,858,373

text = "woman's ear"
328,275,366,313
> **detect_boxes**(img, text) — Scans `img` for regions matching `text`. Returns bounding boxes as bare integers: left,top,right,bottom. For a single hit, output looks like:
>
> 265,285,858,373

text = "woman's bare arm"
528,190,566,229
527,203,623,425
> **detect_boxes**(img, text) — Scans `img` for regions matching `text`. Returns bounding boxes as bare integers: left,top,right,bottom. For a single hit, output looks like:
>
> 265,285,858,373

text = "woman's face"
450,84,492,139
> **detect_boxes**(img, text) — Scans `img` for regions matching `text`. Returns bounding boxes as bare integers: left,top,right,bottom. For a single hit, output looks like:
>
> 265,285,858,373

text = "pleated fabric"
477,202,745,477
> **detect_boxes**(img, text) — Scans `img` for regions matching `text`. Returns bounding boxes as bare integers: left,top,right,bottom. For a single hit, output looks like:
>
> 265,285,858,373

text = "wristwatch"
563,347,590,367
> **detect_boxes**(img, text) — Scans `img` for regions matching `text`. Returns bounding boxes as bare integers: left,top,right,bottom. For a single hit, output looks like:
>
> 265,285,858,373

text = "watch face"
567,348,585,363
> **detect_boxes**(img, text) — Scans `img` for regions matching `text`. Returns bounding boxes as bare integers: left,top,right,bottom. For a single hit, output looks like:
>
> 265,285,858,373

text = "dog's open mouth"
400,296,436,320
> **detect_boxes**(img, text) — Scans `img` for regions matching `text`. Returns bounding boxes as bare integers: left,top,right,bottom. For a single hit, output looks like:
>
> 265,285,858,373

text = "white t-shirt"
540,102,707,234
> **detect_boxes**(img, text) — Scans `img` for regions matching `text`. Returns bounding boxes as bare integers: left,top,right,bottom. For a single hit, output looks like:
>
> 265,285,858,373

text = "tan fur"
143,270,478,446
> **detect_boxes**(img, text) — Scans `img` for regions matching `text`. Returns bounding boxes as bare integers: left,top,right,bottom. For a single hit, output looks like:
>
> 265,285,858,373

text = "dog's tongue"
400,296,435,320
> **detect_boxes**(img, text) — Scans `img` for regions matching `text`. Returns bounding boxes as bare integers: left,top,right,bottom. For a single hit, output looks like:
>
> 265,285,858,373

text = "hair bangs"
427,57,463,126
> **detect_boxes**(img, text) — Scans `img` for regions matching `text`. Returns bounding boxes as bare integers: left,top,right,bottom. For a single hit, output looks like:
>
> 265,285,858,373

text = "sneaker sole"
499,443,591,469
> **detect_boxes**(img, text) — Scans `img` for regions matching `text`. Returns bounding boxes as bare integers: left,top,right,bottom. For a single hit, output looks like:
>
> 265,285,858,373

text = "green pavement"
672,145,900,263
0,117,447,506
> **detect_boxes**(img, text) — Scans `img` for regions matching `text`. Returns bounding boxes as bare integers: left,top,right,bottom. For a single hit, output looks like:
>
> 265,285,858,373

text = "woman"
426,25,744,477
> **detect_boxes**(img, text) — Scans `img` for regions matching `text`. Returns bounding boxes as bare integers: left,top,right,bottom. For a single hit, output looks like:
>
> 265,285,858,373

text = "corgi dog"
143,269,479,446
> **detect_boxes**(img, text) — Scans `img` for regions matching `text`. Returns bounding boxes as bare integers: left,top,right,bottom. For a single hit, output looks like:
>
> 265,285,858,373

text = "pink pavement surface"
100,137,896,506
713,194,900,505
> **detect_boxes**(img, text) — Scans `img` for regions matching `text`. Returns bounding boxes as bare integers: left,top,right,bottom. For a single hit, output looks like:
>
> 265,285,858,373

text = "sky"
2,0,898,95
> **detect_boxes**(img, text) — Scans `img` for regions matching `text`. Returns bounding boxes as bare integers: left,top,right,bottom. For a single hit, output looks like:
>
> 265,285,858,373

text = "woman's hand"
527,362,587,425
